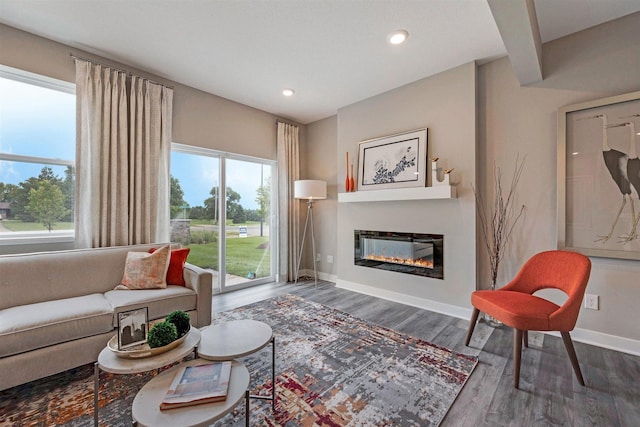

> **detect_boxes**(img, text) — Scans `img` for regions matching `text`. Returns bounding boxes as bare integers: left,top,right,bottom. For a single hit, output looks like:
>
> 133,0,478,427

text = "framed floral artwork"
357,128,428,191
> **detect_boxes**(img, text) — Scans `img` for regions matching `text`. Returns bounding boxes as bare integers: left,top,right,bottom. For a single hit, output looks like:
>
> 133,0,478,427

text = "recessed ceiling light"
282,88,295,97
388,30,409,45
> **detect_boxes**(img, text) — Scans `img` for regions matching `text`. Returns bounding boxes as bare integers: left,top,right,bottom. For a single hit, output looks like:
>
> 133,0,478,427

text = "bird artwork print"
608,116,640,243
579,113,631,243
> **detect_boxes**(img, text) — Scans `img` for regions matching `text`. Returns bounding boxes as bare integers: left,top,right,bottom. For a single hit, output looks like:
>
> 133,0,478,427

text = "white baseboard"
336,279,473,320
548,329,640,356
298,269,337,284
335,278,640,356
318,271,337,283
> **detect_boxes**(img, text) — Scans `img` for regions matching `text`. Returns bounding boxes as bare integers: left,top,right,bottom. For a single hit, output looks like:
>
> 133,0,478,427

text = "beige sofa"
0,244,212,391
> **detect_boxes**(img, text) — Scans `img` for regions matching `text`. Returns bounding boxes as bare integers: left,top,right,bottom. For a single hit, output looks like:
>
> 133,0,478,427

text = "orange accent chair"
465,250,591,388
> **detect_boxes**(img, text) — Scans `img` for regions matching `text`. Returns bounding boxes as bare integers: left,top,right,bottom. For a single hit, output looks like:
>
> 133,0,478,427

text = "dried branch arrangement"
472,155,526,289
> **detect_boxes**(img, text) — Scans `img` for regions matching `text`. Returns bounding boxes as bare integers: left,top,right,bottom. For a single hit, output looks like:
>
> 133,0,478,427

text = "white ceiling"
1,0,639,124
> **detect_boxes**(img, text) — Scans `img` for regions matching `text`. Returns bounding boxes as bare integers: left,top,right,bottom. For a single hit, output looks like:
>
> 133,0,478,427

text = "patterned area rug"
0,294,477,426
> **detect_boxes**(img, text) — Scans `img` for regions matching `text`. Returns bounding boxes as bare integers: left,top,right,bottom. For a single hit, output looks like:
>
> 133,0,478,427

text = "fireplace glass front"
354,230,444,279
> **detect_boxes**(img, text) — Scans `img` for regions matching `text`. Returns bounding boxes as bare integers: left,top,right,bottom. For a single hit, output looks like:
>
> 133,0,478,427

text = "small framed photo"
357,128,428,191
117,307,149,350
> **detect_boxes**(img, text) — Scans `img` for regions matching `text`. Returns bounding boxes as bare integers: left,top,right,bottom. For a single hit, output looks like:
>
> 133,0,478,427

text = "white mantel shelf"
338,185,457,203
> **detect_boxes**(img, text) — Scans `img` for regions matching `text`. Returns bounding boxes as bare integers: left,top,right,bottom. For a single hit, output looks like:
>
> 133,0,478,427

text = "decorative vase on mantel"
345,152,355,192
484,279,504,328
345,152,351,192
349,163,355,192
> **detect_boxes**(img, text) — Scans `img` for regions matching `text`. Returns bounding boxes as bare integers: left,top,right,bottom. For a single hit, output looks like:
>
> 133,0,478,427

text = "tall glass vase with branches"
472,155,526,327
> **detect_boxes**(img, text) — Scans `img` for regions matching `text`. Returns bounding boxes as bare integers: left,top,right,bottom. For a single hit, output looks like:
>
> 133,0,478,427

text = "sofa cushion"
118,245,171,290
0,294,114,358
104,286,197,327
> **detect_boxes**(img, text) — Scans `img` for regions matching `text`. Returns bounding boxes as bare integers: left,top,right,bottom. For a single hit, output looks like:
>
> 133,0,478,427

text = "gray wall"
335,62,477,312
303,13,640,350
0,23,303,255
478,12,640,343
305,116,338,279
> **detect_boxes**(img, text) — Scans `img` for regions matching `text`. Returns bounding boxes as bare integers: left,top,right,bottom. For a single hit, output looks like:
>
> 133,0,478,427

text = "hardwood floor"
215,281,640,426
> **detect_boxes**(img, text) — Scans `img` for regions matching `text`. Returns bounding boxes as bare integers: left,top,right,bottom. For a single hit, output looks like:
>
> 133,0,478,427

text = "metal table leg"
245,389,250,427
271,336,276,411
94,362,99,427
249,336,276,411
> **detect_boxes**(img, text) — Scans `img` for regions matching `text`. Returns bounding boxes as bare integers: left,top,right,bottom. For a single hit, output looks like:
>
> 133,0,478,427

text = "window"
170,143,276,293
0,65,76,245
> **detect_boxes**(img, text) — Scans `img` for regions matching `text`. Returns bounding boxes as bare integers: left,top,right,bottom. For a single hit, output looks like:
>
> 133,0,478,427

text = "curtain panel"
276,122,300,282
75,59,173,248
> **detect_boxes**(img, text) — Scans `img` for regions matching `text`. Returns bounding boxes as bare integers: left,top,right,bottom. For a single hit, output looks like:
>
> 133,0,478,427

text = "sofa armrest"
183,262,212,327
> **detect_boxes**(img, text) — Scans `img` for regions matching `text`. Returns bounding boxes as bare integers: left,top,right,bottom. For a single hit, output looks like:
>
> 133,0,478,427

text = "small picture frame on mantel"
117,307,149,350
357,128,428,191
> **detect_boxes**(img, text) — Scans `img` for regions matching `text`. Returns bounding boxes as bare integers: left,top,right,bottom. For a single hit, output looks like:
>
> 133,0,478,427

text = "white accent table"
199,319,276,410
94,328,201,426
131,359,250,427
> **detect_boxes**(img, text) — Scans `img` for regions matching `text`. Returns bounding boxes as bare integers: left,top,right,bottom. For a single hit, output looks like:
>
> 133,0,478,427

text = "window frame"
0,65,76,246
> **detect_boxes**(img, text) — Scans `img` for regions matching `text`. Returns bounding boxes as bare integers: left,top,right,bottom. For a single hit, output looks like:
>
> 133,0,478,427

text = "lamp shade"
294,180,327,200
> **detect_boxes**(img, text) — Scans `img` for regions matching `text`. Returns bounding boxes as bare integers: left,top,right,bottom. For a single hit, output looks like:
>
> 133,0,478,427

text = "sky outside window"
1,74,270,212
0,76,75,181
171,152,270,211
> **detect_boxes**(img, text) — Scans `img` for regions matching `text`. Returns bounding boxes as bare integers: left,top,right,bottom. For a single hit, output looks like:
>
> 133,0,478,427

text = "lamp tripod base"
295,200,318,289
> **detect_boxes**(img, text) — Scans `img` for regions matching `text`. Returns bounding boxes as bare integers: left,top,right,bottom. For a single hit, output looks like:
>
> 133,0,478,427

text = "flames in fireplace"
363,254,434,269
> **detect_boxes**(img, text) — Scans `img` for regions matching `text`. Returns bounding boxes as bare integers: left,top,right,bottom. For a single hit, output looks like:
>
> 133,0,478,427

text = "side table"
94,327,201,426
131,359,250,427
198,319,276,410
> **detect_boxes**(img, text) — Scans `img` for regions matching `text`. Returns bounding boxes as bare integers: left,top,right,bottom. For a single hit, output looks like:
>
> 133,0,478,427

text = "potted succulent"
166,310,191,338
147,321,178,348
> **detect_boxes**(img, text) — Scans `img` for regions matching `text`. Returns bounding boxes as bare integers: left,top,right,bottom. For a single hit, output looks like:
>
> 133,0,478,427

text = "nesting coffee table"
131,359,250,427
93,328,201,426
198,319,276,410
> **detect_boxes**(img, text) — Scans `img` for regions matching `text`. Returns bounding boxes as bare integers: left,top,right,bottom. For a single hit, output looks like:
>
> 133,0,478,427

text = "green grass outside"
189,219,261,227
1,219,269,279
187,236,270,279
0,220,74,231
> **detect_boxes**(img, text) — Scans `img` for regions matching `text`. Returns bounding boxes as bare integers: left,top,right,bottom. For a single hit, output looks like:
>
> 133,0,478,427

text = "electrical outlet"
327,255,334,264
584,294,599,310
315,253,321,262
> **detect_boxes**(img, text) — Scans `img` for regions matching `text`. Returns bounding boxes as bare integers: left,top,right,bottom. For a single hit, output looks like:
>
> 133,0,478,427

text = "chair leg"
561,331,585,386
514,329,523,389
465,308,480,346
523,330,529,348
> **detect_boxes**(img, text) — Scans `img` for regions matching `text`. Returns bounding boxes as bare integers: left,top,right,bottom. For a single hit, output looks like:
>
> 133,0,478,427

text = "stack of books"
160,361,231,410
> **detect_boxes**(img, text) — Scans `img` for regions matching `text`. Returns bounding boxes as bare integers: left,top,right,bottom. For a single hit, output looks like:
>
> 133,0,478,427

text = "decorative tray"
108,326,191,359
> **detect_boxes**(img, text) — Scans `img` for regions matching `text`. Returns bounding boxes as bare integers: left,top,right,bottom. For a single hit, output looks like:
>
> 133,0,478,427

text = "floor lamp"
294,179,327,288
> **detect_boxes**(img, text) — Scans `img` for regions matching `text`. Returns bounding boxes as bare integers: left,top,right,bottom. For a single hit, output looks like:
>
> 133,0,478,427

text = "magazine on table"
160,361,232,410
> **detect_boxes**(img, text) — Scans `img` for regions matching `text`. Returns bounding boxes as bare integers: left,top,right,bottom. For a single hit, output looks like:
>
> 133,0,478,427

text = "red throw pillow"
149,247,190,286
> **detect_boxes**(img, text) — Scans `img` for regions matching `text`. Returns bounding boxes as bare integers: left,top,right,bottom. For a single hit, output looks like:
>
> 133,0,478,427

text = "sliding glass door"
223,159,272,288
170,144,276,293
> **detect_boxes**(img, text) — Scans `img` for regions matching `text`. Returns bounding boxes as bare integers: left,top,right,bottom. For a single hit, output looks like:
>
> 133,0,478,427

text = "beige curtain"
75,59,173,248
129,76,172,244
277,122,300,282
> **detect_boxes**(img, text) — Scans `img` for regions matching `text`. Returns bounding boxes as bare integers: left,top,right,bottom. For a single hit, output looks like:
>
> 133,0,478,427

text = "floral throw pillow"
116,245,171,290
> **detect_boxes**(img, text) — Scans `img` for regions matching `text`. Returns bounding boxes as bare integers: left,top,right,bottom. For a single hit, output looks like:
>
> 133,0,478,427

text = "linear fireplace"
354,230,444,279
